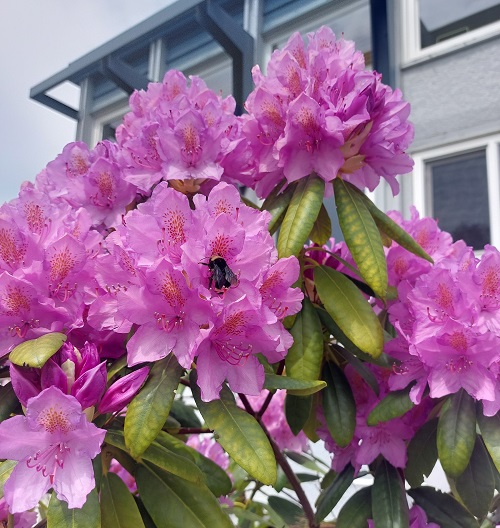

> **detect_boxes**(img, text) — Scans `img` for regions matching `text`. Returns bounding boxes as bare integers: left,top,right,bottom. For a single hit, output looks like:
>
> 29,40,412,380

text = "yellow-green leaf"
191,374,277,485
334,178,387,299
477,410,500,473
314,265,383,357
367,386,415,425
100,472,145,528
350,183,433,263
124,354,183,458
286,297,324,381
309,203,332,246
277,174,325,258
261,180,296,235
0,460,16,498
9,332,67,368
264,373,326,395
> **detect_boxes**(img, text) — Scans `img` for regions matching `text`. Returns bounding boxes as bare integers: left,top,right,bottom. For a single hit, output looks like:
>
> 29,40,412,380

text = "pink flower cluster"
388,243,500,415
318,365,431,474
115,70,249,194
90,181,303,400
243,26,414,198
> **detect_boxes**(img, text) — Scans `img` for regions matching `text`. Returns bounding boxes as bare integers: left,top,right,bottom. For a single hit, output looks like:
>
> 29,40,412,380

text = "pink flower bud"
98,366,149,414
71,361,107,409
41,358,68,394
9,364,40,407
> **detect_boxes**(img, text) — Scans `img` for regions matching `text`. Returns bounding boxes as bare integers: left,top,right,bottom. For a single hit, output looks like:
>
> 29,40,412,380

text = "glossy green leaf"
315,265,383,357
106,429,203,484
477,411,500,473
322,362,356,447
262,181,296,235
405,418,438,488
191,375,277,485
310,203,332,246
264,373,326,395
268,496,304,526
169,399,202,428
154,431,232,497
285,297,324,381
372,460,409,528
0,383,21,423
9,332,66,368
336,486,372,528
408,487,479,528
124,354,183,458
437,390,476,478
277,173,325,258
100,472,145,528
455,437,495,518
136,464,233,528
47,488,101,528
334,178,388,299
367,386,415,426
285,394,312,435
315,465,354,523
0,460,16,498
350,183,433,263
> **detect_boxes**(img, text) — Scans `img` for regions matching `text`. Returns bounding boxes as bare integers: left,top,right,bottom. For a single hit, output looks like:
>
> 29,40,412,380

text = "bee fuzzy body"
205,256,239,292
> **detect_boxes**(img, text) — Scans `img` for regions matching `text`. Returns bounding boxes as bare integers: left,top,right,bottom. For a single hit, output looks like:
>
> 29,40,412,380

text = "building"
31,0,500,249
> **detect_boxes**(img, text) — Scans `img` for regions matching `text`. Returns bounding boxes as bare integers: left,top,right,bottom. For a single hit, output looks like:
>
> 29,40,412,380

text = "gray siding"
402,36,500,152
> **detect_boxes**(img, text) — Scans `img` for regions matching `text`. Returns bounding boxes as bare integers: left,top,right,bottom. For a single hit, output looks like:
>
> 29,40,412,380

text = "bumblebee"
204,256,238,291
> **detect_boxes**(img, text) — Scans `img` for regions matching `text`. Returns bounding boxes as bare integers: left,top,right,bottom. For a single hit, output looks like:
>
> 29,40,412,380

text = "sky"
0,0,176,204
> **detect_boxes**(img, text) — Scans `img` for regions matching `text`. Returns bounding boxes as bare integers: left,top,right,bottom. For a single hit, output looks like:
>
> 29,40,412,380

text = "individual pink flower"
0,386,105,513
0,497,37,528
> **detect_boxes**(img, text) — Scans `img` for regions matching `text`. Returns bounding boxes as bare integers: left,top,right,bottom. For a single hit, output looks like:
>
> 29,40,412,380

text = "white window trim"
401,0,500,66
412,134,500,249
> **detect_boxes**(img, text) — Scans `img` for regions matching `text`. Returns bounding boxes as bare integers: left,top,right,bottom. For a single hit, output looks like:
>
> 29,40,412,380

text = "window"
402,0,500,63
412,136,500,250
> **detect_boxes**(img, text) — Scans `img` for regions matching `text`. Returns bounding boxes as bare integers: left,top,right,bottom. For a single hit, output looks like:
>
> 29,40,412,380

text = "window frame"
411,135,500,249
401,0,500,65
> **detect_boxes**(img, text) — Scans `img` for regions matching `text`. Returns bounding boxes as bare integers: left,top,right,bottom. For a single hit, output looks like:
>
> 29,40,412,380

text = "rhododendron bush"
0,27,498,528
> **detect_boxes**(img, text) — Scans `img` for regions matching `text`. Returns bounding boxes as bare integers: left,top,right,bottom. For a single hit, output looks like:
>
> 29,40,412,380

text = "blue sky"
0,1,175,205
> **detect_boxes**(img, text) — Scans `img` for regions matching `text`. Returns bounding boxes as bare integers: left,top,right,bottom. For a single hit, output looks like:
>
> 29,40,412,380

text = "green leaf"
315,265,383,357
0,383,21,423
315,465,354,523
264,373,326,395
372,460,409,528
455,437,495,518
169,399,202,428
310,203,332,246
153,431,232,497
336,486,372,528
277,173,325,258
477,410,500,473
106,429,203,485
285,297,324,381
136,464,233,528
437,390,476,478
285,394,312,435
0,460,16,498
191,374,277,485
367,386,415,426
261,181,296,235
9,332,67,368
47,488,101,528
350,183,433,263
268,496,304,526
408,487,479,528
124,354,183,458
334,178,388,299
405,418,438,488
322,362,356,447
100,472,145,528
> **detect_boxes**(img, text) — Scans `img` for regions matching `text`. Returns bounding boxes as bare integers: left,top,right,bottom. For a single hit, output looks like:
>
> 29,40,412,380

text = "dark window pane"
419,0,500,49
430,150,490,250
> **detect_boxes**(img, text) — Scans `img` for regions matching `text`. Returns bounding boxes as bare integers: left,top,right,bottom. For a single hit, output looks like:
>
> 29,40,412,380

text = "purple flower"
98,366,149,414
0,386,105,513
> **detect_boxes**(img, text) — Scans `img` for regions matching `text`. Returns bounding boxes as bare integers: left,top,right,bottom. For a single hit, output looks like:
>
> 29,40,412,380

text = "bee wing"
225,267,239,286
